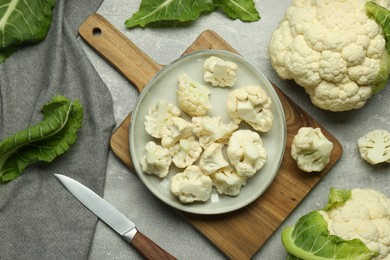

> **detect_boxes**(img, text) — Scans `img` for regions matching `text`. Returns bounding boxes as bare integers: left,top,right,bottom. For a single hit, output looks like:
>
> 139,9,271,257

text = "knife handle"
131,231,177,260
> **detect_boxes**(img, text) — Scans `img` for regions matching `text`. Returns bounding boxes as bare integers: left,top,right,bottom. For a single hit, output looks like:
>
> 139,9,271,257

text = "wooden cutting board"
79,14,343,259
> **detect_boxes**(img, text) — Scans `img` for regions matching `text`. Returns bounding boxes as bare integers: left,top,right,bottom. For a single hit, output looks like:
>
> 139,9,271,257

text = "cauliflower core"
291,127,334,172
320,188,390,259
203,56,238,87
170,165,212,203
177,74,212,117
141,141,171,178
358,129,390,164
211,166,247,196
144,100,181,138
226,85,273,132
268,0,390,111
227,129,268,177
192,116,239,148
170,136,202,169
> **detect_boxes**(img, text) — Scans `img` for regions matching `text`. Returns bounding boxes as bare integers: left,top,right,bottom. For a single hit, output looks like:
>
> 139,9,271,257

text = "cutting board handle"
79,13,163,92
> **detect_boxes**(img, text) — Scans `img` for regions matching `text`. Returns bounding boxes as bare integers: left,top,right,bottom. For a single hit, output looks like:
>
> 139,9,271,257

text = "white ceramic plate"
129,50,286,215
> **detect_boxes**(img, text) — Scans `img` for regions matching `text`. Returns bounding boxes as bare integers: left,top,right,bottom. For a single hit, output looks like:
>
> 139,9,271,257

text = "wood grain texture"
131,231,177,260
79,14,343,260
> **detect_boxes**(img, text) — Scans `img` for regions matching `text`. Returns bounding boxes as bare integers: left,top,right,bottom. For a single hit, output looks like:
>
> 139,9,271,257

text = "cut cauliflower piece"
320,188,390,260
160,117,193,148
211,166,247,196
192,116,239,148
144,100,181,138
268,0,390,111
358,129,390,165
227,129,268,177
226,85,273,132
169,136,202,169
203,56,238,87
291,127,334,172
170,165,212,204
199,143,229,175
141,141,172,178
176,73,212,117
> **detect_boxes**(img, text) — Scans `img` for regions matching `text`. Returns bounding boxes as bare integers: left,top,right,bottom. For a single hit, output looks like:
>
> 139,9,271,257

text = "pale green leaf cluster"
125,0,260,28
0,0,56,63
0,95,84,183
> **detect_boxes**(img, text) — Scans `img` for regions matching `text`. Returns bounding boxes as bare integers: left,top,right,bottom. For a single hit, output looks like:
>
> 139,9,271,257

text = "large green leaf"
125,0,215,28
0,0,56,63
214,0,260,22
282,211,378,260
0,95,84,182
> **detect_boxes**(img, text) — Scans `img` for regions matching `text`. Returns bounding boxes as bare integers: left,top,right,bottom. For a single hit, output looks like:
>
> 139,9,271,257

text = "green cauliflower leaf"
0,95,84,183
0,0,56,63
214,0,260,22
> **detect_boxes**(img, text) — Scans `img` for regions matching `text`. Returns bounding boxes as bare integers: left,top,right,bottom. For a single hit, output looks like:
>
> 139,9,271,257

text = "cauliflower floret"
199,143,229,175
192,116,239,148
358,129,390,165
291,127,334,172
170,165,212,203
141,141,171,178
268,0,390,111
203,56,238,87
227,129,268,177
160,117,193,148
226,85,273,132
321,188,390,260
144,100,181,138
169,136,202,169
211,166,247,196
176,73,212,117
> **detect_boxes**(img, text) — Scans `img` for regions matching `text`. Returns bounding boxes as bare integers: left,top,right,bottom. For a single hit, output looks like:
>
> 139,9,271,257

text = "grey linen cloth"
0,0,115,259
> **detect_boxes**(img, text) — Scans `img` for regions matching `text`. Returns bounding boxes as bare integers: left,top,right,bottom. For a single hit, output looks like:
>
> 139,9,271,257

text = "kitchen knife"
54,174,176,260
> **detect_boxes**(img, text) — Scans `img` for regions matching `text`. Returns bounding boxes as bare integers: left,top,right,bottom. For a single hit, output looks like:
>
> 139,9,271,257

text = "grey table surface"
82,0,390,259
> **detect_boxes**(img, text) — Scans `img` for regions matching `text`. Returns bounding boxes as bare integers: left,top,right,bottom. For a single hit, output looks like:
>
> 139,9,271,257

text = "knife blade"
54,174,176,260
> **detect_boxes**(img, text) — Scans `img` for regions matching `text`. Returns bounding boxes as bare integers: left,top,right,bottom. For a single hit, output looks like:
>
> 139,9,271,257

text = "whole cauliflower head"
160,116,193,148
141,141,172,178
170,165,212,203
226,85,273,132
144,100,181,138
192,116,239,148
358,129,390,164
211,166,247,196
177,73,212,117
291,127,334,172
227,129,268,177
268,0,390,111
203,56,238,87
169,136,202,169
321,188,390,259
199,143,229,175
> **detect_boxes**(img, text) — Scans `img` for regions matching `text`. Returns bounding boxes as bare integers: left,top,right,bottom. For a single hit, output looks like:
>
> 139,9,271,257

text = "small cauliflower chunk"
199,143,229,175
144,100,181,138
160,117,193,148
211,166,247,196
268,0,390,111
170,165,212,204
227,129,268,177
141,141,171,178
203,56,238,87
226,85,273,132
192,116,239,148
169,136,202,169
321,188,390,260
358,129,390,165
291,127,334,172
177,73,212,117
